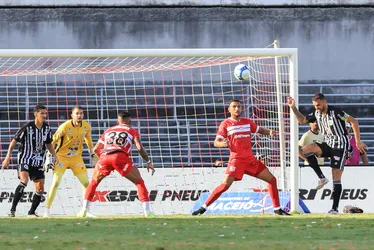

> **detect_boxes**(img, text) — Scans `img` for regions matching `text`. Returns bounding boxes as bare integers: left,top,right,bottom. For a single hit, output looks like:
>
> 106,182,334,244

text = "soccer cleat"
144,211,156,218
8,211,15,217
316,178,329,190
192,207,206,216
274,208,291,216
86,211,96,218
77,208,87,218
327,209,339,215
27,213,39,218
43,209,51,218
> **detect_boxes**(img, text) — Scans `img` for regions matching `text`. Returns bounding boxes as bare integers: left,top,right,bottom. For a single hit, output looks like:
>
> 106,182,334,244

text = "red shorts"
97,152,134,177
225,159,266,180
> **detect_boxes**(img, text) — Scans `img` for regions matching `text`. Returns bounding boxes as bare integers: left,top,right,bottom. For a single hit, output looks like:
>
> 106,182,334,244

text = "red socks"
85,179,99,201
135,179,150,202
268,177,280,208
204,184,229,207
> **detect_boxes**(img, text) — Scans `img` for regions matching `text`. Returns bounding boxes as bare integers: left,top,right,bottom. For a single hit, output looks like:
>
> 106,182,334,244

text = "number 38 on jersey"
99,125,140,156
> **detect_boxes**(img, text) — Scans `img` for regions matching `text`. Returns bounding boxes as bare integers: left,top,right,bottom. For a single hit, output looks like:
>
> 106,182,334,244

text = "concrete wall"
0,0,373,6
0,7,373,81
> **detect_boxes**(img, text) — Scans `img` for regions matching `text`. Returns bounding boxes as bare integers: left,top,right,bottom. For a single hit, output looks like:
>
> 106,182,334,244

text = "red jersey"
216,117,258,161
98,124,140,156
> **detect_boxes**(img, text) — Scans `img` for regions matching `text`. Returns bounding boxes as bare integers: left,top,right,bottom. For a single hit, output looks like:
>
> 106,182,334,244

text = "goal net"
0,49,299,216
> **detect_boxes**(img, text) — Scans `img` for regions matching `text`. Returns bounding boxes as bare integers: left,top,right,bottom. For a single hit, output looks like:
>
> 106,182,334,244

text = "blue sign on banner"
191,192,307,214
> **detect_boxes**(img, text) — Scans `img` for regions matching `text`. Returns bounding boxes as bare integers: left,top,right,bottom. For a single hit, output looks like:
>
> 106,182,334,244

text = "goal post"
0,48,300,215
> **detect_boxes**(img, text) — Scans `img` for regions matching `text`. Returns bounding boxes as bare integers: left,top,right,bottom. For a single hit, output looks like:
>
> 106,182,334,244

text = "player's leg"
124,165,154,217
255,163,290,216
28,177,45,217
303,143,328,189
9,164,30,217
327,148,346,215
77,164,106,218
71,160,90,197
192,175,235,216
44,161,67,217
192,161,242,215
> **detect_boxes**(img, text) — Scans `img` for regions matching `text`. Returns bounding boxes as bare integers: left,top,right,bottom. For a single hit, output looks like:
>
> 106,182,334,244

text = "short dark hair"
72,105,83,112
229,99,241,105
118,111,131,119
312,93,325,102
33,104,47,113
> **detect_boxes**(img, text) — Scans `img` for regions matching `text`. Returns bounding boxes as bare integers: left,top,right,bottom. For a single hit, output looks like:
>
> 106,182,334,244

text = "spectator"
345,123,369,165
298,121,325,166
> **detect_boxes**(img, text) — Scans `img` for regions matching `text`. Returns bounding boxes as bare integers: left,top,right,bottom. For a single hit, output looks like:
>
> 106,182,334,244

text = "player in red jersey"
192,99,290,216
77,111,155,217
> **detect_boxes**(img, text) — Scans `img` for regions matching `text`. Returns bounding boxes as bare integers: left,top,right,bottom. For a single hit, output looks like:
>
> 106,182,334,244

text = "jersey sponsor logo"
90,189,208,202
234,134,251,139
299,188,368,200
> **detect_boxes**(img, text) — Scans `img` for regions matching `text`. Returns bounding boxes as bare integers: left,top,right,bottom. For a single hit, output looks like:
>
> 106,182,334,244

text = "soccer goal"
0,47,299,216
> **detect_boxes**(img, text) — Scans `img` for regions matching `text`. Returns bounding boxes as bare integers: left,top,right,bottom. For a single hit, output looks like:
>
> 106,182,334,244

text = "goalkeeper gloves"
43,153,55,173
89,149,99,166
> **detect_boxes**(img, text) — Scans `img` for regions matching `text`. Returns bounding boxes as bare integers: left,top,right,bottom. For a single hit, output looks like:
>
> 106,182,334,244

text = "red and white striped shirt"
98,124,139,156
216,118,259,161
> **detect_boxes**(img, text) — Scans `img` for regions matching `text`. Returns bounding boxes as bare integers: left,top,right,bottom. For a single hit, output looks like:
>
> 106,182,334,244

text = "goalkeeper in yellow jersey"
43,105,97,217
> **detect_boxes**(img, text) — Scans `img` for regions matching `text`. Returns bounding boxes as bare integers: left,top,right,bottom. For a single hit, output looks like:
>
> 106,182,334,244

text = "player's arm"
2,124,27,169
361,152,369,165
298,133,308,162
343,114,367,154
214,121,229,148
134,137,155,176
1,139,17,169
46,143,59,165
93,142,104,157
84,124,97,161
287,96,308,124
214,136,229,148
258,127,276,136
52,123,66,151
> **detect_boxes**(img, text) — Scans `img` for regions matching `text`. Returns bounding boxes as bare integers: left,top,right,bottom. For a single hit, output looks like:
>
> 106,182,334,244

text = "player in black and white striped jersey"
1,104,58,217
287,93,367,215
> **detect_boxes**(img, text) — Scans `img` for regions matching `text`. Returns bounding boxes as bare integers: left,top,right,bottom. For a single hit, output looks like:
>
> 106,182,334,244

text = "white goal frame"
0,48,299,213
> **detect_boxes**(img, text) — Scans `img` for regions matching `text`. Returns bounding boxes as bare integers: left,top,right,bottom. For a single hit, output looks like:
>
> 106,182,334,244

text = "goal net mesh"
0,53,292,216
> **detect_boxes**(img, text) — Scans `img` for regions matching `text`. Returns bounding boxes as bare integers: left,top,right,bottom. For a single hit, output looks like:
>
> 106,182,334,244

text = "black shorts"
17,164,45,181
316,143,347,170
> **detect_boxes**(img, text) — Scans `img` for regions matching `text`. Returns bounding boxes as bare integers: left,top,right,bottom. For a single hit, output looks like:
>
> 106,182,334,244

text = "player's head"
71,105,84,123
228,99,242,118
33,104,48,122
312,93,327,113
309,120,318,132
346,122,352,134
118,111,132,126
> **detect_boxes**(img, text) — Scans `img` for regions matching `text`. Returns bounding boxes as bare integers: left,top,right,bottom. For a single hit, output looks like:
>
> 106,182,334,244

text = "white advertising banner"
299,167,373,213
0,166,372,216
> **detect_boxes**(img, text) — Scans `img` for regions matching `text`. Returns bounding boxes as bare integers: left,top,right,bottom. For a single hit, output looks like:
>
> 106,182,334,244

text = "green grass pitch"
0,214,373,250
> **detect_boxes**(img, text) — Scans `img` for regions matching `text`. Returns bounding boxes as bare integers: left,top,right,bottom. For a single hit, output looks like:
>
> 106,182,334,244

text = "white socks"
83,200,91,210
142,201,151,214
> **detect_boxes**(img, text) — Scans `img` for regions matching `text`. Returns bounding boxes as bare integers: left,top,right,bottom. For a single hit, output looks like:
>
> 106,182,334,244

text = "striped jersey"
98,124,140,156
306,105,350,150
14,121,53,167
53,120,94,158
216,117,259,161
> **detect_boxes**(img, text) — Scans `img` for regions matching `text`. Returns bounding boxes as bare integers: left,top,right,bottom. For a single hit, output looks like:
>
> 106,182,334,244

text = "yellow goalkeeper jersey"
53,120,94,158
